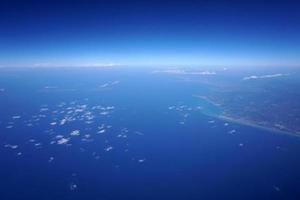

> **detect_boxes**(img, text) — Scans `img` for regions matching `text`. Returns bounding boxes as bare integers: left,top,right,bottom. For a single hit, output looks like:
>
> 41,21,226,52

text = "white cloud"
105,146,113,152
86,63,119,67
12,115,21,119
154,69,216,75
4,144,18,149
57,137,70,145
243,73,289,80
99,81,120,88
70,130,80,136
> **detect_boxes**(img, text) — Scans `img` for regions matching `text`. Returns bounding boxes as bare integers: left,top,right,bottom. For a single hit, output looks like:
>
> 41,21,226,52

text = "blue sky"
0,0,300,67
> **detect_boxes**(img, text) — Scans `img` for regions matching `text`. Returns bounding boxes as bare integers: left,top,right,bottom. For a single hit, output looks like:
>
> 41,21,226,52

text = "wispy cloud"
243,73,289,80
153,69,216,75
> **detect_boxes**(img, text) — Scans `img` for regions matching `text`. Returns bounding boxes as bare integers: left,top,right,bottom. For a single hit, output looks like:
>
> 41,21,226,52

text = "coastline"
193,95,222,107
217,115,300,138
193,94,300,138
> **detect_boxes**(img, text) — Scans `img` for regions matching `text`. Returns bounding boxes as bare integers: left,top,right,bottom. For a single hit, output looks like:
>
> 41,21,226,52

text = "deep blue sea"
0,67,300,200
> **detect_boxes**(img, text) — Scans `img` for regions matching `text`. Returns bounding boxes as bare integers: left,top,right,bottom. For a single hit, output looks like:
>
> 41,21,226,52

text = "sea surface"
0,67,300,200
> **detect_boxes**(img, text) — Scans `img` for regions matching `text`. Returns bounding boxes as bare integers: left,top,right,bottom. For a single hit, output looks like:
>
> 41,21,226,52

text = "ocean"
0,67,300,200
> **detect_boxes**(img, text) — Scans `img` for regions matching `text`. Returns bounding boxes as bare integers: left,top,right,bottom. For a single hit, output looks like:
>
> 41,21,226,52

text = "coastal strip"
217,115,300,138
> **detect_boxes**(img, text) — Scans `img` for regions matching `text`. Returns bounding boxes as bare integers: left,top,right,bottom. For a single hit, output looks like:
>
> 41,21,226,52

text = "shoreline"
217,115,300,138
193,95,300,138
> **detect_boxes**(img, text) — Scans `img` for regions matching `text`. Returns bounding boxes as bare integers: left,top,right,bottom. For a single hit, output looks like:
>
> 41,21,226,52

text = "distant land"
161,67,300,136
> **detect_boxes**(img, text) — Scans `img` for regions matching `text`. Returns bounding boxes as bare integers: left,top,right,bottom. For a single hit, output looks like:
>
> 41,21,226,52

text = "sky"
0,0,300,67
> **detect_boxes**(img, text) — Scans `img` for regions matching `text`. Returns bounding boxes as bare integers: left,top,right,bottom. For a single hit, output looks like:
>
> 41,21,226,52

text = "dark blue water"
0,68,300,200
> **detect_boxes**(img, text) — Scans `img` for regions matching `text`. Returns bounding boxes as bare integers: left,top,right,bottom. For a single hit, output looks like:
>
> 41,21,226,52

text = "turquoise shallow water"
0,68,300,200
